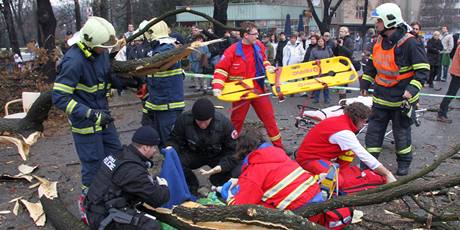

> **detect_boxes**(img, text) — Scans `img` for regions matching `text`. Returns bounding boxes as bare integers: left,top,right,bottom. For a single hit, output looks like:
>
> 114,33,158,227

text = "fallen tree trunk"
40,197,88,230
295,174,460,217
0,91,52,137
143,203,322,230
0,91,52,160
111,39,224,76
356,143,460,196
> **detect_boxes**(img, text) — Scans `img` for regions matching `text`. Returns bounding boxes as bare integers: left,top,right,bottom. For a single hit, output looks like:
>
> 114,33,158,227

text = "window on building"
356,5,365,19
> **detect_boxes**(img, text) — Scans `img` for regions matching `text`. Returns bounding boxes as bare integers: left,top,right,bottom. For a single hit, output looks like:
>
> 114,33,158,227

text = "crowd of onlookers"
183,22,459,103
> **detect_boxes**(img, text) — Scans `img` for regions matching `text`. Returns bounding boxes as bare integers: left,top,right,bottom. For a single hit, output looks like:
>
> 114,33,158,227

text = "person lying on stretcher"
218,129,354,229
296,102,397,190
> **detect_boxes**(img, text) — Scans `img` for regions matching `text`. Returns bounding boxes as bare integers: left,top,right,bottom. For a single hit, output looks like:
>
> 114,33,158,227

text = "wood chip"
20,199,46,226
0,210,11,215
13,200,20,216
9,197,23,203
29,182,41,189
352,210,364,223
33,176,58,199
18,164,38,175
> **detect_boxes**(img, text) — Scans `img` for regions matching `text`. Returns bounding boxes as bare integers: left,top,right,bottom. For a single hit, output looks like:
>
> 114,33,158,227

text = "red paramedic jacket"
212,40,271,90
296,115,359,167
229,145,320,210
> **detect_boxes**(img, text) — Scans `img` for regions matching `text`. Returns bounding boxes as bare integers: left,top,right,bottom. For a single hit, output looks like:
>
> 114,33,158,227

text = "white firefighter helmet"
371,3,404,29
79,16,117,49
143,18,169,41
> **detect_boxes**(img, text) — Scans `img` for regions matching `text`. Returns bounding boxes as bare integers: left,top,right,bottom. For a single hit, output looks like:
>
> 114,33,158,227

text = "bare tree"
74,0,82,30
307,0,344,34
1,0,21,57
126,0,132,28
213,0,229,37
360,0,369,50
37,0,57,81
99,0,109,19
10,0,28,45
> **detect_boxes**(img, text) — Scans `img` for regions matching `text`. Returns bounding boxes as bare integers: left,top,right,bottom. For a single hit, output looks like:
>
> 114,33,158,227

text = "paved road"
0,76,458,229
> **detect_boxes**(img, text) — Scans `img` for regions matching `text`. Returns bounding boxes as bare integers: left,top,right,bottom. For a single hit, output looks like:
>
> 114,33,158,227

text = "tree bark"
360,0,369,51
1,0,22,57
99,0,109,19
307,0,343,34
111,39,224,76
295,175,460,217
0,91,52,137
36,0,57,82
74,0,82,31
40,197,88,230
126,0,132,28
125,8,239,44
212,0,228,37
143,204,323,230
10,0,27,46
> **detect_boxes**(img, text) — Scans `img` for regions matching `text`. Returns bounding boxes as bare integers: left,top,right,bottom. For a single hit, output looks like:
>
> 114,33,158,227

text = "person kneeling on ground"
168,98,240,195
296,102,396,193
85,126,169,229
223,129,353,229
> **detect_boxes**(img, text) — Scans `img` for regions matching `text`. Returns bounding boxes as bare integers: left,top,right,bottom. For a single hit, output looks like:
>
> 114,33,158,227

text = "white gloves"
156,176,168,187
265,65,276,74
212,89,222,97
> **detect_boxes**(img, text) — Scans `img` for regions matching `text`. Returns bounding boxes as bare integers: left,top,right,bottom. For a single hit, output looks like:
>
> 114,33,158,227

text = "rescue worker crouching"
52,16,123,223
360,3,429,176
142,18,185,147
85,126,169,230
223,129,354,229
296,102,396,190
167,98,240,195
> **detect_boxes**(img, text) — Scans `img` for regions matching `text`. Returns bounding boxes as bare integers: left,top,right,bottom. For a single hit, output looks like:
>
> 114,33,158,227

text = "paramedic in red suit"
212,21,282,148
296,102,396,183
226,129,353,230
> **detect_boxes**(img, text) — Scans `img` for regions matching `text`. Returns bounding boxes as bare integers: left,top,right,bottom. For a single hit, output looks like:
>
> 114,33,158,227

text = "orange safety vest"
373,33,415,87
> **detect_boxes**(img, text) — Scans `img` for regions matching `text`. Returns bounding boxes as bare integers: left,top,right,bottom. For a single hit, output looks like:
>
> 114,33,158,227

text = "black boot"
396,161,411,176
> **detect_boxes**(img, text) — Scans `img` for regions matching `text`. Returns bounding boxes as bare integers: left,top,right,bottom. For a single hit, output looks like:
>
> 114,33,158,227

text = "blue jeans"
145,109,183,147
72,123,122,187
442,65,450,80
313,89,330,102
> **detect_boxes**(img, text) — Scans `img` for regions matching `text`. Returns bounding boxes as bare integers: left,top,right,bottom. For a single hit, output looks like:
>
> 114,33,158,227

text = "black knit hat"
192,98,215,121
132,126,161,146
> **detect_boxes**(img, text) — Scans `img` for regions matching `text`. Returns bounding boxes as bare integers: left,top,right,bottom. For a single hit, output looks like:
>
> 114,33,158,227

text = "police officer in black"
85,126,169,230
168,98,239,194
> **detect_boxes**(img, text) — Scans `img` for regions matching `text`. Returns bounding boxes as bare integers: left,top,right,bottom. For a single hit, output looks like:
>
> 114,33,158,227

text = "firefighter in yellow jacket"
360,3,429,176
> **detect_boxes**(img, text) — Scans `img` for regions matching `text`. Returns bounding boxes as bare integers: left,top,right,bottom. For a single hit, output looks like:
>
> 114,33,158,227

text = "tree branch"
295,175,460,217
356,143,460,196
306,0,322,31
125,7,240,44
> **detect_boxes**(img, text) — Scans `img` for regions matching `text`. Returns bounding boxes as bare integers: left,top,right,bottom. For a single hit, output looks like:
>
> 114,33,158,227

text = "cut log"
40,196,88,230
111,39,224,76
143,202,322,230
0,91,52,160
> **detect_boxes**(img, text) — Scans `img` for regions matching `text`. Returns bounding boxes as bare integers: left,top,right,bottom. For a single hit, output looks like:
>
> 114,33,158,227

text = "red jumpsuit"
296,115,387,193
212,40,282,147
296,115,358,174
229,145,321,210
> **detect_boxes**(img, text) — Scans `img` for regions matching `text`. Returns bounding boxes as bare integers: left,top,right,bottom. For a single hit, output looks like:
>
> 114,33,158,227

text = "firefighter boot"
396,160,411,176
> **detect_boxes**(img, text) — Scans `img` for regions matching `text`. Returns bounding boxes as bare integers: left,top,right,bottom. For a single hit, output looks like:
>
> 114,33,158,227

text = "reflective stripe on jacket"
52,45,112,134
229,145,320,210
144,42,185,112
